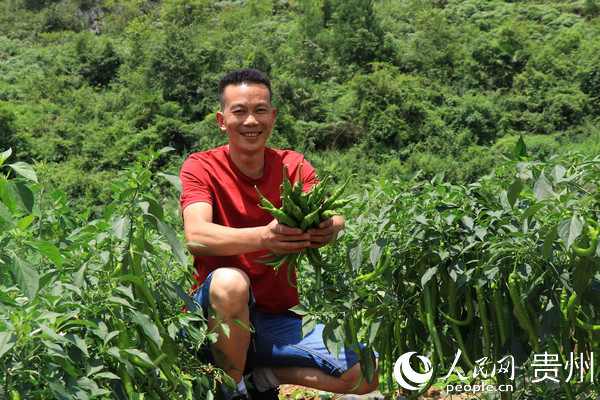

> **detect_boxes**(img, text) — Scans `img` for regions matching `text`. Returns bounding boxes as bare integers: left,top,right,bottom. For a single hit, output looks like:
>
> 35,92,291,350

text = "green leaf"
360,346,377,384
119,187,137,202
301,316,317,339
421,266,438,287
413,215,428,224
348,243,362,273
366,316,382,344
12,255,39,300
93,372,120,380
107,296,134,309
520,203,547,223
140,195,164,220
165,280,199,315
157,172,183,194
131,310,161,348
539,298,560,345
369,237,386,269
157,146,175,155
514,135,527,158
122,348,153,365
532,172,553,200
0,148,12,165
17,213,35,232
28,240,63,267
5,180,34,213
111,215,130,241
0,331,16,358
541,225,558,261
289,304,309,316
0,201,14,226
48,381,75,400
161,333,179,365
8,161,38,182
158,220,185,266
220,321,231,338
558,216,583,250
72,264,86,288
507,178,522,209
65,333,90,357
323,320,344,359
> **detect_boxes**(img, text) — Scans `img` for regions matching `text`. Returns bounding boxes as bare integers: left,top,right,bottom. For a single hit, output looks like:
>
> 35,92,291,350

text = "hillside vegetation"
2,2,600,398
1,0,600,212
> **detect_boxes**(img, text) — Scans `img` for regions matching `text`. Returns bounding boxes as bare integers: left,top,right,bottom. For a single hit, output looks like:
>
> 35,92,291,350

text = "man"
179,69,378,399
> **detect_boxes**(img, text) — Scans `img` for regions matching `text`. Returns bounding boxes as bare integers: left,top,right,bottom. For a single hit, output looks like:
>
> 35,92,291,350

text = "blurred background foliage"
1,0,600,216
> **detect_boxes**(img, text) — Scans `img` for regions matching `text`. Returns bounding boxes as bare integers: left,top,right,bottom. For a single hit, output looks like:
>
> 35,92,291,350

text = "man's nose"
244,114,258,124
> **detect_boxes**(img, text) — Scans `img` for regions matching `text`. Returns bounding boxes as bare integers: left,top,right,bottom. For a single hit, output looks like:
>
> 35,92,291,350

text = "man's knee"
341,359,379,395
209,267,251,316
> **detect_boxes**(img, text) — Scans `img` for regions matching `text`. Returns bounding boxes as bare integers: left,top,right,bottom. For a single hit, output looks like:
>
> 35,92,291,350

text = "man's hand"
306,215,345,248
262,219,311,254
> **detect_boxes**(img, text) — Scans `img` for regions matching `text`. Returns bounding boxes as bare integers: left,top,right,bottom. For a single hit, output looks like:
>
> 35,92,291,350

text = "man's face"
216,83,276,156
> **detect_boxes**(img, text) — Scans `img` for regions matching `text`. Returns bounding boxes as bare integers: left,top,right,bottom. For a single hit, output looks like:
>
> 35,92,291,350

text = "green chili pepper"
281,164,293,197
326,197,354,210
572,218,599,257
440,281,474,370
385,321,396,393
291,163,304,202
353,248,392,282
475,283,492,357
393,318,404,358
285,254,298,287
321,174,356,210
508,269,540,353
346,313,361,354
566,292,600,331
298,191,310,214
311,174,331,207
305,247,337,272
491,282,509,347
255,186,299,227
406,350,438,399
439,286,474,326
124,351,156,369
319,209,336,220
424,281,446,369
282,195,303,223
118,364,135,400
299,208,321,231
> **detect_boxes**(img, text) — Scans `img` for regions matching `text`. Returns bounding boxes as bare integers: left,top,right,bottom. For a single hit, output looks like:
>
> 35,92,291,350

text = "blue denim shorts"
191,270,363,378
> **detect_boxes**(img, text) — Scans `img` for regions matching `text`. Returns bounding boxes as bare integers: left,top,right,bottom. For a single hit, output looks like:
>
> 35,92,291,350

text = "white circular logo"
393,352,434,390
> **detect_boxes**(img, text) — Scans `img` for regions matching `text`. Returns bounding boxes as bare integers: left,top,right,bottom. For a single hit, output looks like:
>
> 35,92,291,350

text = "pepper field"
1,139,599,399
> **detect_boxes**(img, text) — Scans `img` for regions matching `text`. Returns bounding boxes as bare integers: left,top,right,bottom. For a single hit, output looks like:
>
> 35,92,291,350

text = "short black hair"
218,68,272,109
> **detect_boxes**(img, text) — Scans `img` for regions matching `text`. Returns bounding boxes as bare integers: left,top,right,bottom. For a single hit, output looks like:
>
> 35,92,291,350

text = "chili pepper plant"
0,148,226,399
295,138,600,399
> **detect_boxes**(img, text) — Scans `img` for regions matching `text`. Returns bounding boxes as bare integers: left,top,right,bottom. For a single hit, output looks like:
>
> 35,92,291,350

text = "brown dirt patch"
277,384,450,399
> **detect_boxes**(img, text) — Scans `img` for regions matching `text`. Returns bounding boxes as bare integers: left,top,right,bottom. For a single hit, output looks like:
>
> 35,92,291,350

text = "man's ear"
216,112,227,131
271,108,276,127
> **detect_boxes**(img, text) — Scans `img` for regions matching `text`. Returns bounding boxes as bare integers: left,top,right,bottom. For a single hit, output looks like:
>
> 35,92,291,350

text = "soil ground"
277,384,462,400
277,385,600,400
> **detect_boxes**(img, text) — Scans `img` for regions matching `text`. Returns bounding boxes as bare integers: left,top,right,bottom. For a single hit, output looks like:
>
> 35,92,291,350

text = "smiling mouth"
241,132,262,137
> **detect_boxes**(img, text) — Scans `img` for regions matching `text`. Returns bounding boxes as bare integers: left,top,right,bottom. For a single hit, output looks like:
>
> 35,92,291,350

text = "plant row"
296,139,600,399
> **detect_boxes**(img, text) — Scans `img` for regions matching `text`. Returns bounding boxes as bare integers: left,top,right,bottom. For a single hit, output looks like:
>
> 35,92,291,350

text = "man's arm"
183,202,312,256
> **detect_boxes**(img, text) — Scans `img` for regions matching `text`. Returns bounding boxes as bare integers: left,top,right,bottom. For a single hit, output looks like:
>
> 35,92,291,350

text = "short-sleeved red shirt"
180,145,317,315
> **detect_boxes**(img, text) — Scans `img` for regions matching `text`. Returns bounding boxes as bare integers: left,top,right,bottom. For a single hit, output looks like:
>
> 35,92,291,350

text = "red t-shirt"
179,145,317,314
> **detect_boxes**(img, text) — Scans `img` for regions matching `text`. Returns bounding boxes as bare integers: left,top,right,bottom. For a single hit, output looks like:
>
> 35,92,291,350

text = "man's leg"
272,360,379,395
208,268,252,385
247,311,379,396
